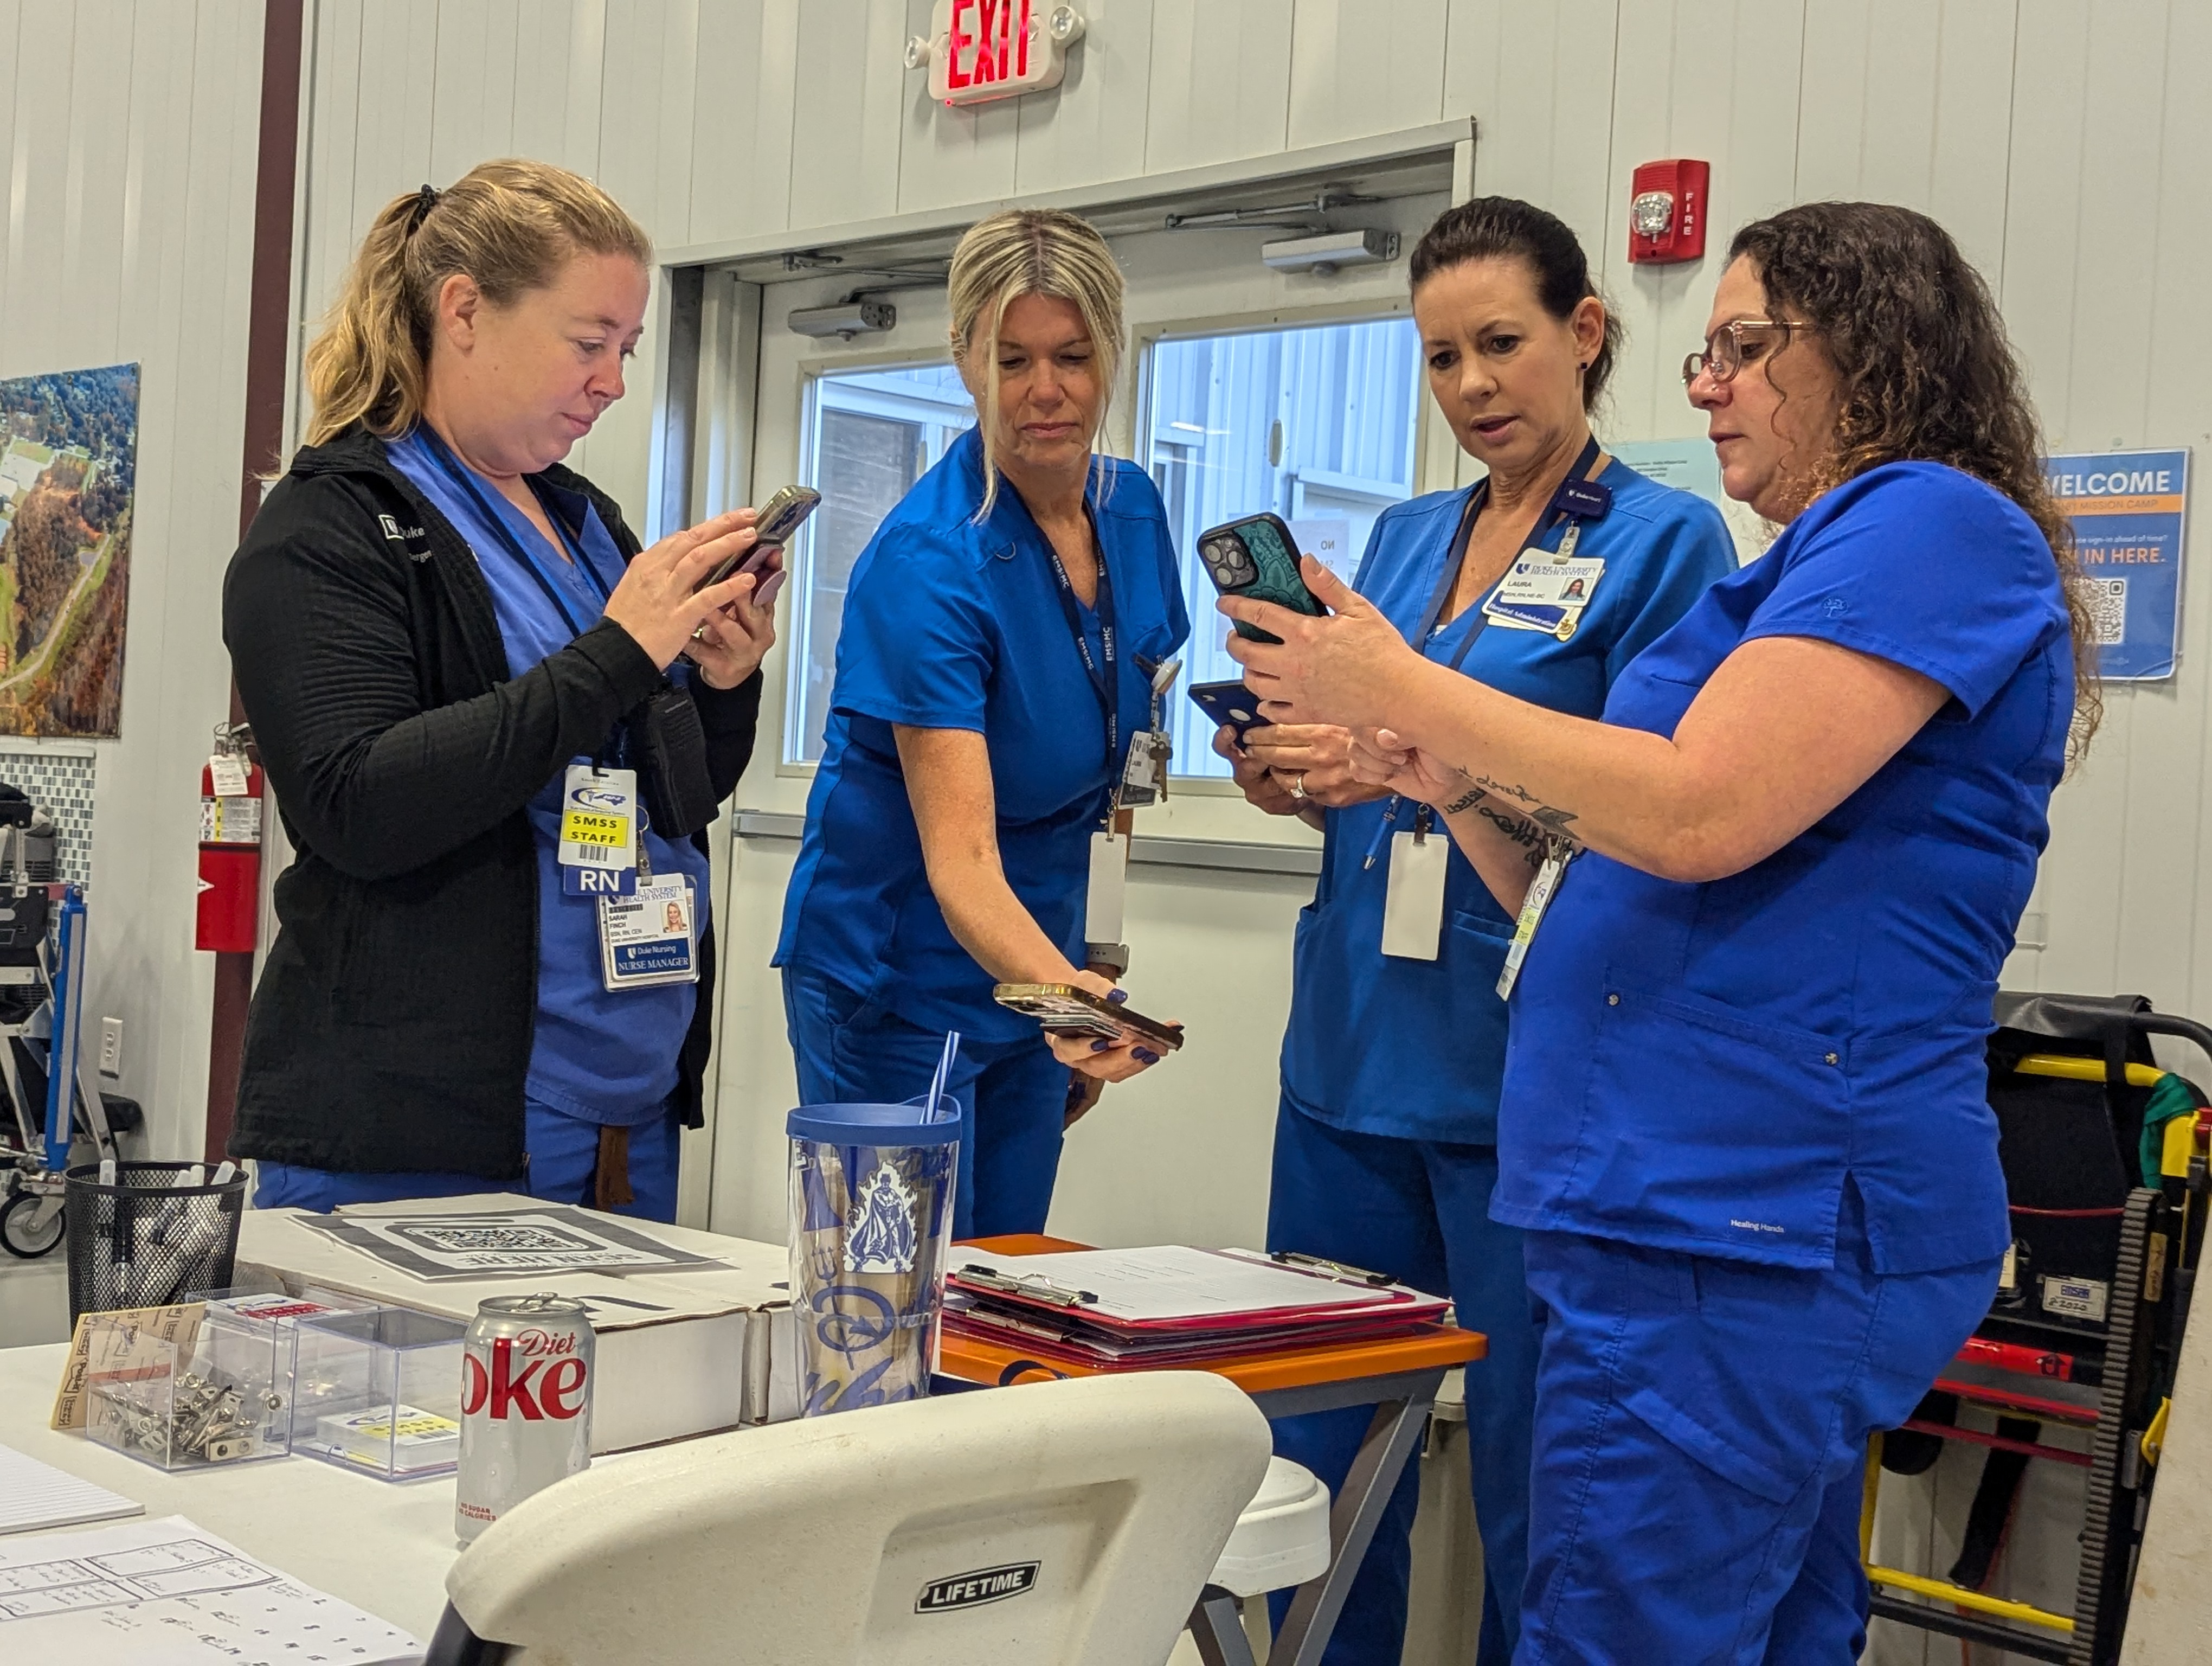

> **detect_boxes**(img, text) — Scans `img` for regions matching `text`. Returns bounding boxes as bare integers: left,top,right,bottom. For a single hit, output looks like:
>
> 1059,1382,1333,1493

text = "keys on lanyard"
1496,835,1576,999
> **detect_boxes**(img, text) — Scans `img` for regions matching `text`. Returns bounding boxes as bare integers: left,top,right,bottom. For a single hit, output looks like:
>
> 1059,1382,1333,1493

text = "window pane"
1143,317,1423,778
787,364,975,764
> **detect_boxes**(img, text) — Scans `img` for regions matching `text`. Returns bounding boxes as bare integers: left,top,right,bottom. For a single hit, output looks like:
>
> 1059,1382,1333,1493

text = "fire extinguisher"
197,722,263,953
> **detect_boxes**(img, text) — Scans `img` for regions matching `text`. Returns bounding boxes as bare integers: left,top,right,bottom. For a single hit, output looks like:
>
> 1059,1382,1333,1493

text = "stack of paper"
0,1445,143,1534
943,1246,1452,1369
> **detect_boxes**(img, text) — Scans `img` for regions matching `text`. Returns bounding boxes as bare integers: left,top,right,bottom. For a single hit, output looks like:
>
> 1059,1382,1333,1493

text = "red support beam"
207,0,304,1162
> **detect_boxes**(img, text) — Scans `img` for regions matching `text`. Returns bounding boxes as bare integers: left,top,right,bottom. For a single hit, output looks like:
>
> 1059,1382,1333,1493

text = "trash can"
787,1095,960,1417
65,1161,248,1324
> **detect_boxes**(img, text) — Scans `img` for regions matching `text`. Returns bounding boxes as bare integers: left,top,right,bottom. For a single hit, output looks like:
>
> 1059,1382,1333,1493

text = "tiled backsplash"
0,748,96,886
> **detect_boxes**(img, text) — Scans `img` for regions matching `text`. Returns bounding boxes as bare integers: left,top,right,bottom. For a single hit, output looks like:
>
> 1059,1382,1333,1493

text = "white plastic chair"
426,1370,1272,1666
1190,1458,1334,1666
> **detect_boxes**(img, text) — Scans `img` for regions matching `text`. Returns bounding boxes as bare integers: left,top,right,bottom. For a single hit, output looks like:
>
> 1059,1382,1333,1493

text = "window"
1141,317,1424,779
786,364,975,764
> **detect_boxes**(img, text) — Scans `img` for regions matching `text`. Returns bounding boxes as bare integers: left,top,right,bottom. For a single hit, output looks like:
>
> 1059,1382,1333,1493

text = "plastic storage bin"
83,1310,286,1471
287,1306,468,1479
191,1288,377,1450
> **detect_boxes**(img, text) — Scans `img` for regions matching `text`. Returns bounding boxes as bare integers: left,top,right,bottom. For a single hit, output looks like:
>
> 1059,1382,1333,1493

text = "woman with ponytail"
225,159,775,1220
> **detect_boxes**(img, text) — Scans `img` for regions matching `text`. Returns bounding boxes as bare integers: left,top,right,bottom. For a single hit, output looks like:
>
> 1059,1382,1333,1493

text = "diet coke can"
456,1293,594,1543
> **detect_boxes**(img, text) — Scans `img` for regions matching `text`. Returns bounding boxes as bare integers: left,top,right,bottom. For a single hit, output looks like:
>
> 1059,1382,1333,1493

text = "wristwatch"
1084,941,1131,978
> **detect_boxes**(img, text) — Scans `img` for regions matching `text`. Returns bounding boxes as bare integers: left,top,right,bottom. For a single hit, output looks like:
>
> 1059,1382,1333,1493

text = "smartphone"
1196,512,1325,643
1187,678,1272,750
992,984,1186,1052
699,484,821,592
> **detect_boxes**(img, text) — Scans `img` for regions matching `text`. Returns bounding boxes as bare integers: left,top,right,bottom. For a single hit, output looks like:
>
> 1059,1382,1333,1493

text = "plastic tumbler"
787,1095,960,1417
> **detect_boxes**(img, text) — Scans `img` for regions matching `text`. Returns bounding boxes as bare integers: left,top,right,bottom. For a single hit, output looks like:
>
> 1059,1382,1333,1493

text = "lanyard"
415,424,610,639
1043,517,1122,779
1364,434,1607,866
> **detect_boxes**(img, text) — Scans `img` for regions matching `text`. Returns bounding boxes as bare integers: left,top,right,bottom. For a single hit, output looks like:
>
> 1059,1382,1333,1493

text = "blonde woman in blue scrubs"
1220,199,1733,1665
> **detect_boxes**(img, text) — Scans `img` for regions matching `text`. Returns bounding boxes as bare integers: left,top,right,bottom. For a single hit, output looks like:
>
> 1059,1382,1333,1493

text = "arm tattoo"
1472,775,1579,833
1440,781,1488,815
1476,805,1553,870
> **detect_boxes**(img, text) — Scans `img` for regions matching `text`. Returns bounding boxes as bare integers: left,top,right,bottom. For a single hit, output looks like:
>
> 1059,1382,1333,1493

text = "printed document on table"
951,1245,1420,1323
0,1514,419,1663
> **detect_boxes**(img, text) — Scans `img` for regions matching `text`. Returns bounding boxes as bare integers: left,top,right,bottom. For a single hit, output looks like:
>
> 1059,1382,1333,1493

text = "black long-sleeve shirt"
222,424,760,1176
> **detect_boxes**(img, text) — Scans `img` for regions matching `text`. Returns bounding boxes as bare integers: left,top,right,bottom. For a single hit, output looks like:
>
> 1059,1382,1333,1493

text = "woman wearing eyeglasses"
1221,202,2097,1661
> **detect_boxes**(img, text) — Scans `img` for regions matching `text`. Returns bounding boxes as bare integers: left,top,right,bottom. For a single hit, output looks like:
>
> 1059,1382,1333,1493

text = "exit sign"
914,0,1085,106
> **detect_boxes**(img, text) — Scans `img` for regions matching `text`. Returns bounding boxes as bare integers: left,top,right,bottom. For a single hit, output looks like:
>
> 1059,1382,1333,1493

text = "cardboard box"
236,1198,798,1453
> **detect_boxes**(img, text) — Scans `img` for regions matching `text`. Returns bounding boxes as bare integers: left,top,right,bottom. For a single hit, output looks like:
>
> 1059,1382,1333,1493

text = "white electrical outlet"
99,1016,123,1078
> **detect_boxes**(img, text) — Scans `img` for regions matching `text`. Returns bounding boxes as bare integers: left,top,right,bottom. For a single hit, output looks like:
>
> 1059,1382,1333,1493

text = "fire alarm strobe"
906,2,1088,106
1627,159,1710,265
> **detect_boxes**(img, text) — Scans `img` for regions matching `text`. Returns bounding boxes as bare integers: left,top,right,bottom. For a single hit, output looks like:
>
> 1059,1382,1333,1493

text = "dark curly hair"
1728,202,2099,755
1410,197,1621,413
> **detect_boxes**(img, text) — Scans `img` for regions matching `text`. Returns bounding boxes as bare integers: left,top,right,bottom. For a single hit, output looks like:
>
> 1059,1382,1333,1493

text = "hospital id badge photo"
599,877,698,990
560,764,639,895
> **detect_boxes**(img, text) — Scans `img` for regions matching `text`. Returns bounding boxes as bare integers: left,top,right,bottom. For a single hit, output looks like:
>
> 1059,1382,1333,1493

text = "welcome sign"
2046,449,2190,681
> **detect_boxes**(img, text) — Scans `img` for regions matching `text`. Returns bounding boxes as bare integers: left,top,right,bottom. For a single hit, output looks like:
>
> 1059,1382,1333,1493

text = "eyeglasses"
1681,319,1811,387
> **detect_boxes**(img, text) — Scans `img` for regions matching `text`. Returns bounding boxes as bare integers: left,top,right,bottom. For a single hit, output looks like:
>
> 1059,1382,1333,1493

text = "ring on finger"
691,625,709,642
1287,772,1308,800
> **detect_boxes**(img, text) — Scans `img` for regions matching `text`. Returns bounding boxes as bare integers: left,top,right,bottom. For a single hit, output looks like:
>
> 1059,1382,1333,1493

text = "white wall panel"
894,0,1016,214
788,0,909,230
1012,0,1153,195
1442,0,1618,256
684,0,797,246
1793,0,2017,283
0,0,261,1169
1139,0,1292,174
298,0,364,342
1600,0,1804,443
1286,0,1447,152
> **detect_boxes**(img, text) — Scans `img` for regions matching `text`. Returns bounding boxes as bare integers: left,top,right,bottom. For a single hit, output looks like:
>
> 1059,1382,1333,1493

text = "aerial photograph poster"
0,361,138,738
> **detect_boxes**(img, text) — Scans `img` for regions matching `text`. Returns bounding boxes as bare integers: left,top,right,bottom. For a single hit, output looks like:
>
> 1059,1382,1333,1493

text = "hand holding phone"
993,983,1185,1052
1196,514,1326,643
698,484,820,595
1187,678,1272,752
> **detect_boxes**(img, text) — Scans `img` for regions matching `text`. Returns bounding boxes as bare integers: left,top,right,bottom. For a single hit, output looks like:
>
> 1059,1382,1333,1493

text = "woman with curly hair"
1220,201,2095,1661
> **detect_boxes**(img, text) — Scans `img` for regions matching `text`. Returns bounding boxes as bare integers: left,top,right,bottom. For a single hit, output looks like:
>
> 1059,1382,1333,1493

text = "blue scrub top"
1281,460,1734,1145
776,427,1191,1041
384,427,709,1123
1493,462,2072,1274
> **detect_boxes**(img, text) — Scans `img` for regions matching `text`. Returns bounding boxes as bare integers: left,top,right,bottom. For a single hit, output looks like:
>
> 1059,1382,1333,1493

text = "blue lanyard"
1362,435,1607,867
415,425,610,639
1042,515,1122,779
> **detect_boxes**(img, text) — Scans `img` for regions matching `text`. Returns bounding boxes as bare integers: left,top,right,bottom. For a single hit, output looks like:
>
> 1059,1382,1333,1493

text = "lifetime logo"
915,1561,1041,1614
461,1336,588,1421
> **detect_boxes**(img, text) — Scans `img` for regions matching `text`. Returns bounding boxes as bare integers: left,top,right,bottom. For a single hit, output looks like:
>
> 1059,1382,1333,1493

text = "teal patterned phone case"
1198,514,1323,643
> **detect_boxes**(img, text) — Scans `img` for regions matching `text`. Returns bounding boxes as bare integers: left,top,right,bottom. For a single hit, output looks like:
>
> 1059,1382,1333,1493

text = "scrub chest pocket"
1558,976,1851,1265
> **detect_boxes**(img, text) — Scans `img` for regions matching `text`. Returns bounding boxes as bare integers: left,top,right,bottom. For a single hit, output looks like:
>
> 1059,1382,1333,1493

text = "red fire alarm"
1627,159,1709,264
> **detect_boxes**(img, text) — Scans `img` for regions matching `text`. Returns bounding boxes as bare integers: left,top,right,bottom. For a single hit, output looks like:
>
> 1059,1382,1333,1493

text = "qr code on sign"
2089,578,2127,646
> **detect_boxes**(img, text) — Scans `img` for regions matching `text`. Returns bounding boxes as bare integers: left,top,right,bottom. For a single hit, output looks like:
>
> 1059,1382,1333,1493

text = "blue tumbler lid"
787,1098,962,1147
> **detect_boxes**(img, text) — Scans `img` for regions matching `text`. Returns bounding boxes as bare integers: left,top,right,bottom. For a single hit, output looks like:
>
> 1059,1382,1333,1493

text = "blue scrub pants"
250,1103,683,1222
782,965,1068,1239
1516,1188,2002,1664
1264,1099,1536,1666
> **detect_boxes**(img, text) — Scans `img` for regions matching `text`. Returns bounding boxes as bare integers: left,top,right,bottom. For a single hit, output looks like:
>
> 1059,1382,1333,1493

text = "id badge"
599,877,698,990
560,765,639,895
1496,845,1571,999
1380,830,1448,960
1118,730,1169,808
1085,830,1129,945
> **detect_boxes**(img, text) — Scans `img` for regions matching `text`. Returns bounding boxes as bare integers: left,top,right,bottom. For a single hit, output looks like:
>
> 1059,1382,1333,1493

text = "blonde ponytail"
302,158,651,448
946,208,1126,518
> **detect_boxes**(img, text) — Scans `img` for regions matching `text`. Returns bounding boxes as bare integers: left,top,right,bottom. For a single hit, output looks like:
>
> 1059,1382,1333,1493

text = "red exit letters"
947,0,1032,91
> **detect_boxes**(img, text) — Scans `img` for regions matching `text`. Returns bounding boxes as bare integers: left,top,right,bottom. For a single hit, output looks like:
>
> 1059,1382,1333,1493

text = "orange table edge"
939,1234,1486,1395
